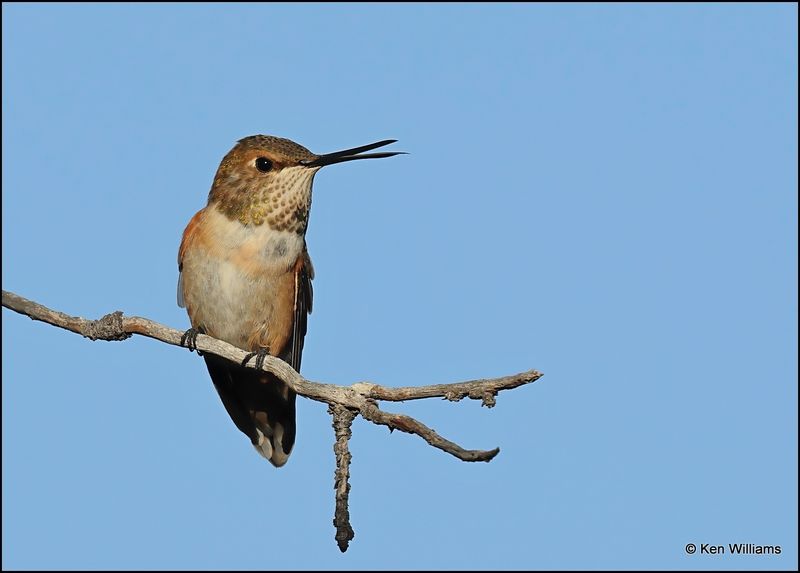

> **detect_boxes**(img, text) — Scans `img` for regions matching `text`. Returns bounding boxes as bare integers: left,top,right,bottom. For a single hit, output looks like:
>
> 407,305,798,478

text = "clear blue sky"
2,3,797,570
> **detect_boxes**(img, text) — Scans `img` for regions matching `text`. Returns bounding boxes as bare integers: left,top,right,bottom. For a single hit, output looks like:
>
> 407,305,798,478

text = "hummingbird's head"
209,135,403,232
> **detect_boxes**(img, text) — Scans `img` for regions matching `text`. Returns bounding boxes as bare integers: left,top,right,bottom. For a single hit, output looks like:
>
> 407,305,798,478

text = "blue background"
3,3,797,570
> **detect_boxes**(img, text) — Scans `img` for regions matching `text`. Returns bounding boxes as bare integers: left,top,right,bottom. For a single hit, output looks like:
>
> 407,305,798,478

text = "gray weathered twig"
2,289,542,550
329,404,356,552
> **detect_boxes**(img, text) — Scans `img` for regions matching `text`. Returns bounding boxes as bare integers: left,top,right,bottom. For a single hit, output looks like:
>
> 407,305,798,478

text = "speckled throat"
212,165,318,233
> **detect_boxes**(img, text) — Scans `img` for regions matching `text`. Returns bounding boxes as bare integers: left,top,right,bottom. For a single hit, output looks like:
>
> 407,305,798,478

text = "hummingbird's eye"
255,157,273,173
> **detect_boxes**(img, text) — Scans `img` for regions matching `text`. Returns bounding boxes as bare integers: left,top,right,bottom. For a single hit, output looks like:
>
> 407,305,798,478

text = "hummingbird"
177,135,402,467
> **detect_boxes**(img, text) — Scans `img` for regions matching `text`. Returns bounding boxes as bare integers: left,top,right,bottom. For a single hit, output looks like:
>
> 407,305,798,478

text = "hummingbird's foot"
242,346,270,370
180,327,205,356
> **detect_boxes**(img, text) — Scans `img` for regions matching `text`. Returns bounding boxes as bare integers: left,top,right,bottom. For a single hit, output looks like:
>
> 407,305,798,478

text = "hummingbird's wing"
177,269,185,308
288,250,314,372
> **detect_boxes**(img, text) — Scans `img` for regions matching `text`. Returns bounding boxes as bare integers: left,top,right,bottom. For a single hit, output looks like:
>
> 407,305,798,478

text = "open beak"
301,139,405,168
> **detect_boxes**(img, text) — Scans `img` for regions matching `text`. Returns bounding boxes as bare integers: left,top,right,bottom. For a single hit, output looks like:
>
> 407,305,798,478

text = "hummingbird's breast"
180,204,305,354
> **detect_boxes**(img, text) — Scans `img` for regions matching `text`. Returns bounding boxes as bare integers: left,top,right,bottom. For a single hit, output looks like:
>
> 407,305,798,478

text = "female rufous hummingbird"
178,135,402,466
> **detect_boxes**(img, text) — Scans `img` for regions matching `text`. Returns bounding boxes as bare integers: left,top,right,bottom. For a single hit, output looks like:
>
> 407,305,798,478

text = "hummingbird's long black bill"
301,139,406,167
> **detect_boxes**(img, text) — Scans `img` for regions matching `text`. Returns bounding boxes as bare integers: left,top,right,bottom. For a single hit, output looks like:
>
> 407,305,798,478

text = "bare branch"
352,369,543,408
3,289,543,551
329,404,356,552
2,290,542,453
359,401,500,462
1,289,132,341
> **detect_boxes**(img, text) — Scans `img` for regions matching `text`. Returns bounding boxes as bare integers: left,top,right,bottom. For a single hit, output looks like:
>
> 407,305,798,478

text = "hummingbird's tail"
250,383,296,467
203,354,296,467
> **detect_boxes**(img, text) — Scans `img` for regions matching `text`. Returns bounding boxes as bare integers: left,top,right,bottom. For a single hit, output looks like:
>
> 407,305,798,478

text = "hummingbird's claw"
242,346,270,370
180,327,204,356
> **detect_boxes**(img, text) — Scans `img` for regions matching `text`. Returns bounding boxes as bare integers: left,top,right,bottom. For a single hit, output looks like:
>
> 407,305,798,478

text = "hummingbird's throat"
215,166,316,233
